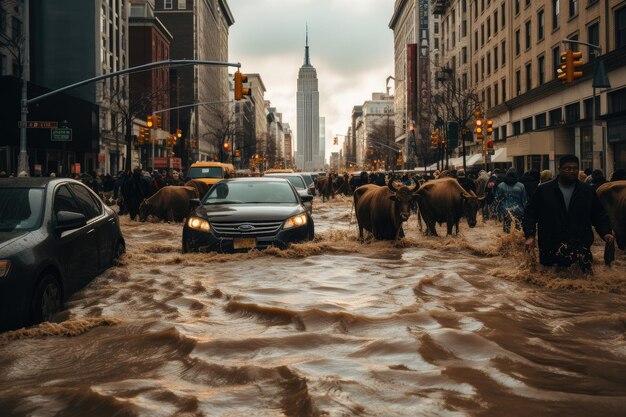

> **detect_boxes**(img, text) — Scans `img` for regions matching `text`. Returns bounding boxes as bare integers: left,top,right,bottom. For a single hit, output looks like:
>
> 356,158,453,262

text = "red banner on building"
169,158,182,169
152,157,168,168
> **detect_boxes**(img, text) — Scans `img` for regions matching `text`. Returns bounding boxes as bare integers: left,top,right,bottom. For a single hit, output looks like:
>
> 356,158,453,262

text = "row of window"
0,8,23,41
163,0,187,10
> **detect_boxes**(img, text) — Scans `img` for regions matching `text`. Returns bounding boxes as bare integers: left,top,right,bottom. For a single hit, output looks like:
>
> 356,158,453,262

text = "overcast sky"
228,0,395,161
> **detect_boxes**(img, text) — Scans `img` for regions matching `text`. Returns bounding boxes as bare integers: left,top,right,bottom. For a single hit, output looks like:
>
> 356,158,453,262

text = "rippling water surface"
1,195,625,417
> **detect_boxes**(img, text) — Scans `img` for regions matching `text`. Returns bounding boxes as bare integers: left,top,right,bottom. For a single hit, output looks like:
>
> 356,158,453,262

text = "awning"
465,153,484,167
491,147,512,163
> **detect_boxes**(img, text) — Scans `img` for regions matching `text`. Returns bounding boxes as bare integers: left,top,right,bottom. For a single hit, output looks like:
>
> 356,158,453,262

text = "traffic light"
176,129,182,138
486,119,493,137
558,50,584,83
146,115,153,128
475,119,484,142
486,139,494,150
223,142,230,151
333,137,338,145
155,115,162,129
234,71,251,100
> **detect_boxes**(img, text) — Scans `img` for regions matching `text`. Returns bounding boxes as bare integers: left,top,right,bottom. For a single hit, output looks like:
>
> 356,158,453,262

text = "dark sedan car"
0,178,125,332
182,178,314,253
264,173,313,212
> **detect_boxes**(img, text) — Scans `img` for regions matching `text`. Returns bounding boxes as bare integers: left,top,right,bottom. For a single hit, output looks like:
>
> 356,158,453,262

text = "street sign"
18,121,59,129
51,128,72,142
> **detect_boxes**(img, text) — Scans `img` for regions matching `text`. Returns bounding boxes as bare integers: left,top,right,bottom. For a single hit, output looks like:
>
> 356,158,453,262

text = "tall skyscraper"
296,28,321,171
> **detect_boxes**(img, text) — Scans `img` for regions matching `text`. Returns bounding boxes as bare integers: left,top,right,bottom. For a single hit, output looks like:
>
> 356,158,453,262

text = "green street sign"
51,128,72,142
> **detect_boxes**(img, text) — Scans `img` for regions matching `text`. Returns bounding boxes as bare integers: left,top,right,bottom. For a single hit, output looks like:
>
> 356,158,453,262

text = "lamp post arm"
561,39,602,54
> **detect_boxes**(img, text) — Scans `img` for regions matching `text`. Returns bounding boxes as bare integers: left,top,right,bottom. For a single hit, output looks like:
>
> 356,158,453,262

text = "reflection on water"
0,197,625,416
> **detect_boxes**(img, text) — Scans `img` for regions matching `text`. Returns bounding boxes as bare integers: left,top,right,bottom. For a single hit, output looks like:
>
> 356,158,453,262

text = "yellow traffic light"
571,51,583,81
475,119,484,141
223,142,230,150
234,71,251,100
176,129,182,138
486,119,493,136
147,115,153,128
155,115,162,128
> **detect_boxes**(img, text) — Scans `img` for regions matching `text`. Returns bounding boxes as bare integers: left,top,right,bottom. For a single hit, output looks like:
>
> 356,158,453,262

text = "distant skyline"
228,0,395,163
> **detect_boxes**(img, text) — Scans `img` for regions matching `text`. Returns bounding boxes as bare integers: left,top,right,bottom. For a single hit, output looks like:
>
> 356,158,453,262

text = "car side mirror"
55,211,87,233
301,194,313,203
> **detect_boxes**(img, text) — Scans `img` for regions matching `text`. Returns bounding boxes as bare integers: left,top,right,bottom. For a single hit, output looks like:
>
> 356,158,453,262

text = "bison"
139,185,199,222
415,178,484,236
354,180,417,242
596,180,626,250
185,179,210,199
317,173,336,202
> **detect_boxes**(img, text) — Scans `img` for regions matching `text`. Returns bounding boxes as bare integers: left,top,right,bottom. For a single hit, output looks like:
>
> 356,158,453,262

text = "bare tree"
202,103,240,164
430,75,481,170
107,75,170,172
367,117,397,170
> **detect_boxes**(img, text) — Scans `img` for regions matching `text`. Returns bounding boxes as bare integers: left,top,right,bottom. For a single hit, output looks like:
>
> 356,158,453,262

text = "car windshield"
300,174,314,187
266,175,305,189
203,181,298,204
0,188,45,231
188,166,223,179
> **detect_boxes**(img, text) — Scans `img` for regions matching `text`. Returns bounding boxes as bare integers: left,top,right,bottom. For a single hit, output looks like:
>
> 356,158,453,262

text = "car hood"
0,230,31,250
195,204,304,223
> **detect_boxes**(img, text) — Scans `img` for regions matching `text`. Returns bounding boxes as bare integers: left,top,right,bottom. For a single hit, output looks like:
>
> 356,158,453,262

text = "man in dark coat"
123,168,151,220
523,155,614,273
518,169,540,198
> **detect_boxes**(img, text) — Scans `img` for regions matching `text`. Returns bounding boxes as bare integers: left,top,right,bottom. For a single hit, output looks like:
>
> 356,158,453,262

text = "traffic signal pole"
20,59,241,175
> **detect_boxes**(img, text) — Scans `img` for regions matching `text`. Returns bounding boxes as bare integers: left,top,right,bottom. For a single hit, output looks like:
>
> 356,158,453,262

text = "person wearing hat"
523,155,613,273
539,170,553,183
456,169,476,194
494,167,526,232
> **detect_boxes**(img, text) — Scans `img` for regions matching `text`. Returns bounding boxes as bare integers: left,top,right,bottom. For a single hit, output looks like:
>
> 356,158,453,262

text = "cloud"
228,0,394,160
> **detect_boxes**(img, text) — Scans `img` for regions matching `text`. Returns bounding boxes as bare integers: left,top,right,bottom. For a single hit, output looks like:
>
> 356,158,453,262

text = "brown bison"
334,173,352,196
317,173,336,202
597,180,626,250
185,179,210,199
354,180,417,241
139,186,199,222
415,178,484,236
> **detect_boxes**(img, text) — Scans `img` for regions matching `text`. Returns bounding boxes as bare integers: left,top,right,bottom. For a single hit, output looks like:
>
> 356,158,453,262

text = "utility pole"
18,0,30,175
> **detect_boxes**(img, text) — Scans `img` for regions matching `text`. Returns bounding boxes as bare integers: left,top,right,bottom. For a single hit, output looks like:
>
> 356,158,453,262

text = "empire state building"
296,30,322,171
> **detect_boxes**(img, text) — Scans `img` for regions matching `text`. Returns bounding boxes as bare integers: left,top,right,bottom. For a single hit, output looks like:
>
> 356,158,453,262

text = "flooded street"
1,196,625,417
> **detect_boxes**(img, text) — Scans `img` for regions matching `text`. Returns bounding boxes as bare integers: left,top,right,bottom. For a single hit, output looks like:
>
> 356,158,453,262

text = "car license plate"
234,237,256,250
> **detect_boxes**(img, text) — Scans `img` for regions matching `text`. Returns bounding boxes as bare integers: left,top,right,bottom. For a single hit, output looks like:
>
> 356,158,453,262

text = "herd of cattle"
131,173,625,254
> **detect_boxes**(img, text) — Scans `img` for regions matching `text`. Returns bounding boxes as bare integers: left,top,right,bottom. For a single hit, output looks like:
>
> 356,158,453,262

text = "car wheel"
112,241,126,266
31,274,62,325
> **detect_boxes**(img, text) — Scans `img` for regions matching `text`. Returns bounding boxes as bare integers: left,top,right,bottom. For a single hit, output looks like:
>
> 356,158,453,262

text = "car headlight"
283,213,308,229
187,217,211,232
0,260,10,278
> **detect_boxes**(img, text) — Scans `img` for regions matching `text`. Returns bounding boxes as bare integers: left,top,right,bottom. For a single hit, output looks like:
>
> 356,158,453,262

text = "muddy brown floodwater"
1,195,625,417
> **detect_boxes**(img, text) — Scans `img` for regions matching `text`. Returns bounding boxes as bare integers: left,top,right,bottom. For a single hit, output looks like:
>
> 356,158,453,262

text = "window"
538,10,545,40
481,57,485,79
616,6,626,48
516,70,521,95
178,0,186,9
475,0,478,19
494,46,499,69
502,2,506,27
0,54,5,75
481,24,484,45
435,22,439,34
515,29,520,55
462,73,468,89
494,83,499,104
462,46,467,64
569,34,579,51
552,45,560,76
11,17,21,40
583,96,600,119
487,52,491,74
164,0,173,9
536,113,547,129
69,184,102,221
588,22,599,62
549,108,563,126
462,20,467,37
515,0,520,15
474,31,478,51
608,87,626,113
434,38,439,49
552,0,560,30
500,125,507,139
494,10,499,34
513,121,521,135
569,0,578,18
525,21,531,49
502,40,506,64
487,87,492,108
54,186,82,216
565,102,580,123
502,79,507,101
475,63,479,83
538,55,545,85
0,7,6,34
487,17,491,39
526,63,532,91
523,117,533,132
